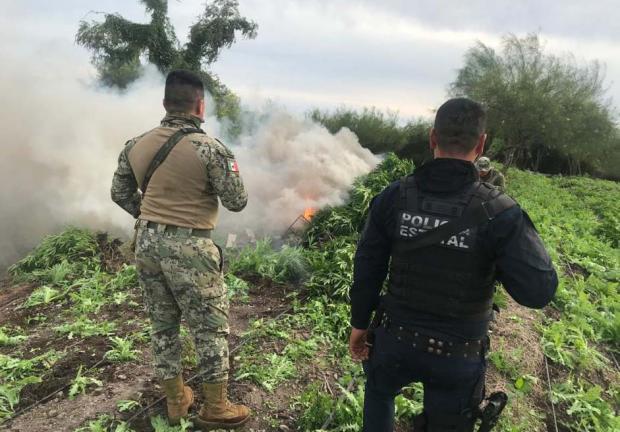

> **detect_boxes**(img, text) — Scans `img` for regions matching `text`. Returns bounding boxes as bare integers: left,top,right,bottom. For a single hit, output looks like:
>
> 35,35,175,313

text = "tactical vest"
387,175,515,321
129,127,219,230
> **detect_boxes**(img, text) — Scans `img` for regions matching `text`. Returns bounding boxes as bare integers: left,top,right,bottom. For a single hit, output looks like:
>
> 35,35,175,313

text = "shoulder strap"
399,183,516,252
397,175,416,210
141,127,204,195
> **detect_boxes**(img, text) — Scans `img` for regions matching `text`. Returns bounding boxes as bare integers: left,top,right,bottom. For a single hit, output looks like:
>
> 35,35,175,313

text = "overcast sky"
3,0,619,118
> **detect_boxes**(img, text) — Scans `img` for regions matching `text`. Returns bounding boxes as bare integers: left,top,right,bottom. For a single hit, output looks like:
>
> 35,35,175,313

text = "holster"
477,392,508,432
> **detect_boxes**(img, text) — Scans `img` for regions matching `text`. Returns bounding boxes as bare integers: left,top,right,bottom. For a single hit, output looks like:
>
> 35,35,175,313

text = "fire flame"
303,207,316,221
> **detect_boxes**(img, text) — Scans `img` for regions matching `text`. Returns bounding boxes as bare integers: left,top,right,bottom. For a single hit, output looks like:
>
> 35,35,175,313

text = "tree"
451,34,618,176
76,0,257,129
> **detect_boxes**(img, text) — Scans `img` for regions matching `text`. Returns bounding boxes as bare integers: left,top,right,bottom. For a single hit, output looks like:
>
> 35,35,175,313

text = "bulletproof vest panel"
387,176,496,320
129,127,219,229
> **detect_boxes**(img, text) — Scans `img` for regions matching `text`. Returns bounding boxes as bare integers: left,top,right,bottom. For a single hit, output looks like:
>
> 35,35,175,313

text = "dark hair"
164,70,204,113
434,98,486,154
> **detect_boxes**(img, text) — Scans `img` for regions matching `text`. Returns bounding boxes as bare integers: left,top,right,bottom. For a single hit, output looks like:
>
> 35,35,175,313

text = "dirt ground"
1,277,309,432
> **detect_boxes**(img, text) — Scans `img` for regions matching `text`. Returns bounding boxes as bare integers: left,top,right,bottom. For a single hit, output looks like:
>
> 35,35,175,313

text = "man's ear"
429,128,438,152
196,98,205,119
474,133,487,157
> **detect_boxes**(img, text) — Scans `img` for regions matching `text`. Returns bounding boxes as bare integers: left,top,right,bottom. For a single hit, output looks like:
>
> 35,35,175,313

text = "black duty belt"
382,315,487,359
144,221,212,238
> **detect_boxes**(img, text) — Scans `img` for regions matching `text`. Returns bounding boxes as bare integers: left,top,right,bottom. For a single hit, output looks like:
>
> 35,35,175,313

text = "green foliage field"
232,155,619,431
3,155,618,431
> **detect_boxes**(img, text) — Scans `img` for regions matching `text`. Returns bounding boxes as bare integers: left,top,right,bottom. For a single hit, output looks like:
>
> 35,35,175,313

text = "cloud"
204,0,620,117
6,1,619,118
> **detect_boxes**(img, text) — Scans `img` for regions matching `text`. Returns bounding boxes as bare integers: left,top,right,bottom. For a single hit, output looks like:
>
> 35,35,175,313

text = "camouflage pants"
135,221,229,383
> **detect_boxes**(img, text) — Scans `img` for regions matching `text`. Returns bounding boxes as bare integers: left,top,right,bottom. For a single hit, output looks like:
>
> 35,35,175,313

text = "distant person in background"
476,156,505,191
111,69,250,429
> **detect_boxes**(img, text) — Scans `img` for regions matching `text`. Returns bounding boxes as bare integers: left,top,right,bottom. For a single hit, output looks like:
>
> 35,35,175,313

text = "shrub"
228,239,308,284
8,227,99,279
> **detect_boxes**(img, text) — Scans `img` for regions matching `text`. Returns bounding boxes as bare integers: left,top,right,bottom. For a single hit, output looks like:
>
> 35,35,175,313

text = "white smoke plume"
0,51,378,271
220,111,379,235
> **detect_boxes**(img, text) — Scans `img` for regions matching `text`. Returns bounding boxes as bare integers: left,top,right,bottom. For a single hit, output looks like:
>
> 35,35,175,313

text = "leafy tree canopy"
451,34,619,177
76,0,257,129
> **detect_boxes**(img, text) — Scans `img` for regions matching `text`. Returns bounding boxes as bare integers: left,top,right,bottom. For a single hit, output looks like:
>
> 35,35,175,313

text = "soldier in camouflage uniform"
111,70,250,429
476,156,506,191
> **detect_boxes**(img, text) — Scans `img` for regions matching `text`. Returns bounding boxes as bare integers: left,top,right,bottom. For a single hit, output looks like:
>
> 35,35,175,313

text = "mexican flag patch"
228,159,239,173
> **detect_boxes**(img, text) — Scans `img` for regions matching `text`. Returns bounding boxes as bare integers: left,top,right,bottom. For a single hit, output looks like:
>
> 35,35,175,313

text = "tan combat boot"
161,374,194,425
195,382,250,430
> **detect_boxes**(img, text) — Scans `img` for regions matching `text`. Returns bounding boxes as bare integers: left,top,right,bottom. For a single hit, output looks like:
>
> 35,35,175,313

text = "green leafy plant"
69,366,103,399
0,327,27,347
488,349,523,380
0,376,41,420
21,285,64,308
236,352,296,392
108,265,138,291
0,351,59,420
552,378,620,431
229,239,308,284
74,414,111,432
55,316,116,339
150,414,193,432
225,273,250,300
112,291,130,305
8,227,98,280
116,399,141,412
75,414,136,432
104,336,139,362
305,238,356,299
297,381,363,431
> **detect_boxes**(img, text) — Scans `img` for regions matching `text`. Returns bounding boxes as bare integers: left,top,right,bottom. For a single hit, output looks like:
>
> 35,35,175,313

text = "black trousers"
362,326,486,431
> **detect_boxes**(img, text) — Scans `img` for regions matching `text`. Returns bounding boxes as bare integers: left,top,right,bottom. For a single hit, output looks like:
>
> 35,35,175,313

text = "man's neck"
433,150,477,162
162,112,203,128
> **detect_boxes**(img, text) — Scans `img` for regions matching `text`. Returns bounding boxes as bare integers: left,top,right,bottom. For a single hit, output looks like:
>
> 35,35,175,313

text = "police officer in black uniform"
348,98,558,432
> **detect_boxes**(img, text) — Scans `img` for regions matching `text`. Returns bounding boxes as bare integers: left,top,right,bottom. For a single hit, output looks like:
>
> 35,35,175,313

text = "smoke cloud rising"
0,51,378,271
221,111,379,235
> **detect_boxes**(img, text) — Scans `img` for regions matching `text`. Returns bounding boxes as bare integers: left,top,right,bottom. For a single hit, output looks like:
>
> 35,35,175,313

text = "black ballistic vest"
387,176,514,321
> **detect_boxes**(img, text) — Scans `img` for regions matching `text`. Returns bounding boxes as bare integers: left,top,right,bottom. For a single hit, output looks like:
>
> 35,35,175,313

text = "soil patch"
0,282,37,326
6,362,153,432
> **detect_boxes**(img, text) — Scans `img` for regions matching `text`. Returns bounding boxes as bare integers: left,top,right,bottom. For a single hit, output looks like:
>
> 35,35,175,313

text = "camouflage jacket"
480,168,506,191
110,113,247,221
